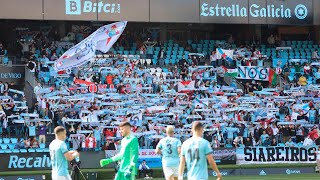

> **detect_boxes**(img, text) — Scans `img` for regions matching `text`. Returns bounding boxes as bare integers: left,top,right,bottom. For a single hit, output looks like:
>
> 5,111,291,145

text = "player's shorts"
115,171,136,180
52,174,72,180
163,166,179,179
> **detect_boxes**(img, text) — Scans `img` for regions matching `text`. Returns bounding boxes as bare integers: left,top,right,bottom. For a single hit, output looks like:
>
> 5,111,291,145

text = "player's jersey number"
166,143,172,154
187,148,200,163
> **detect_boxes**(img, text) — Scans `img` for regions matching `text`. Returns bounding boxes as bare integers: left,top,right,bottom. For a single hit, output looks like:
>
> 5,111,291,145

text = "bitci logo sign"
65,0,120,15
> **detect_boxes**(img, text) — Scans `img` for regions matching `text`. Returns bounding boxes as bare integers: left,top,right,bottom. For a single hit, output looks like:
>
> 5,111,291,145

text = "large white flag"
54,21,127,71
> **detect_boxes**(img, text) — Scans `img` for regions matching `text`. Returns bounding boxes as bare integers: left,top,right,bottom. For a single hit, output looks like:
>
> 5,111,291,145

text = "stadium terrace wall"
0,0,318,25
0,66,25,86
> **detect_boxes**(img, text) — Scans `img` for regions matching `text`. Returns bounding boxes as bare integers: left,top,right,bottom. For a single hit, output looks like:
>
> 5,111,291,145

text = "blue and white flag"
216,48,233,62
129,111,143,127
54,21,127,71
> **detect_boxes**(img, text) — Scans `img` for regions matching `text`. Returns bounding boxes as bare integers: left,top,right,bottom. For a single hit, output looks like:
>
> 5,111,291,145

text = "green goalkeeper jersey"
112,134,139,174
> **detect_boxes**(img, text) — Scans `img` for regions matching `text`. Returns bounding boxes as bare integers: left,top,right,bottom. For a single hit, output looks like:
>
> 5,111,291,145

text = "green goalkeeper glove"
100,158,113,167
124,168,132,178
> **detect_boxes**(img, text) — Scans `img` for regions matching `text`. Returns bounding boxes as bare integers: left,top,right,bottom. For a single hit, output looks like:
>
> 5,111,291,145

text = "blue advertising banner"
0,175,44,180
0,151,106,171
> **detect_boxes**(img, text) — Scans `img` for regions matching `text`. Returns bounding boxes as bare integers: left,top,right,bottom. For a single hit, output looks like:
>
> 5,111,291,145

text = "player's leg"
163,166,177,180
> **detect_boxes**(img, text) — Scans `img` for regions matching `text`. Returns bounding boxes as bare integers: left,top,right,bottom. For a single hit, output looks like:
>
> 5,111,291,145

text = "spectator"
282,125,290,143
24,137,31,149
244,137,252,147
267,34,275,47
211,136,220,148
260,131,269,145
139,160,153,178
270,138,277,146
263,136,271,146
303,135,314,146
233,135,243,147
38,121,50,144
93,126,102,149
285,137,295,147
312,50,320,60
14,138,25,149
30,137,39,148
27,122,36,137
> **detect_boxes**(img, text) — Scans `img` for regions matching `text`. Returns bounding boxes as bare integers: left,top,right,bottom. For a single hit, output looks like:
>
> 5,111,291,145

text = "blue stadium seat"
28,149,36,153
152,59,158,66
12,149,19,153
226,144,233,148
43,148,50,153
36,148,44,153
3,138,10,144
39,143,46,149
0,138,2,144
7,144,15,150
20,149,28,153
10,138,18,144
0,144,7,150
0,150,4,153
4,149,12,153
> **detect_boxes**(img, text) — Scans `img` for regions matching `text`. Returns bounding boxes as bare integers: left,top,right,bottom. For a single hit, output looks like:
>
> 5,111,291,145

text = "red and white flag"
178,80,195,92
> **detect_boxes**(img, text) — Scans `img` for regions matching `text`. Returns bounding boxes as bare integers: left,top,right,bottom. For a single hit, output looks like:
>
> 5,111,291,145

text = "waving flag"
222,66,238,78
129,112,143,127
54,21,127,71
216,48,234,63
178,80,195,92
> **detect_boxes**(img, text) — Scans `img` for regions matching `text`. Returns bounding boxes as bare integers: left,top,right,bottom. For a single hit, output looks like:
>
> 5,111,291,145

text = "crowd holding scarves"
10,22,320,151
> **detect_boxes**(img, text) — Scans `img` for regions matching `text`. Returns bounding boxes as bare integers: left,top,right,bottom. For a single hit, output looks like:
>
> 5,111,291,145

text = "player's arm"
178,155,186,180
61,142,79,161
155,140,162,155
128,138,139,169
100,141,124,167
207,154,222,179
64,151,79,161
177,146,181,155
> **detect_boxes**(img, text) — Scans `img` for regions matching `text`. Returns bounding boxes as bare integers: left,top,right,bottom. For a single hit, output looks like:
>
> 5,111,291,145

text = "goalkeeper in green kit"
100,121,139,180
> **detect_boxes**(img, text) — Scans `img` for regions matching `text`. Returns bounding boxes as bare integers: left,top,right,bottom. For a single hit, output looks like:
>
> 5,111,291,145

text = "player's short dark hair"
192,121,204,132
54,126,66,135
119,121,132,127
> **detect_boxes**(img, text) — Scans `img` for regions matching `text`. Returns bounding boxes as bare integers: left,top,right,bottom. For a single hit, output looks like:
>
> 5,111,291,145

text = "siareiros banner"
236,146,318,165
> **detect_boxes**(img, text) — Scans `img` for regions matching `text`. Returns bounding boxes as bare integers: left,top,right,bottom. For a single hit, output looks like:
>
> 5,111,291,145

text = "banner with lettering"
236,146,318,165
237,66,269,81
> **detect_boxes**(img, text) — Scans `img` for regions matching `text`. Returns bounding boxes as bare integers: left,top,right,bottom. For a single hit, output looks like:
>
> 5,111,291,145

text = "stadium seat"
36,148,44,153
2,149,12,153
12,149,19,153
10,138,18,144
28,149,36,153
226,144,233,148
0,150,4,153
0,144,7,150
43,148,50,153
20,149,28,153
7,144,15,150
39,143,46,149
0,138,2,144
3,138,10,144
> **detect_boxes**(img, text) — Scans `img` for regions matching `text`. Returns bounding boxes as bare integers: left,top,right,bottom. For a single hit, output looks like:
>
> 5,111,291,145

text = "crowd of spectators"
0,25,320,154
